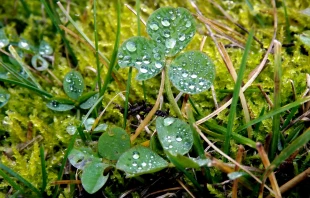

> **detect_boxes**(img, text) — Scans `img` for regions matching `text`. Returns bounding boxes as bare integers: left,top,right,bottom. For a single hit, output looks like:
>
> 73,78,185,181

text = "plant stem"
93,0,101,92
164,63,182,119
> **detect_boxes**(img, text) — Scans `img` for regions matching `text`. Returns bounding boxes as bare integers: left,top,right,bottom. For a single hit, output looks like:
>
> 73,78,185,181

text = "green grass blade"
270,41,282,161
0,163,41,196
236,96,310,133
52,132,78,198
224,29,254,156
266,127,310,173
93,0,101,92
40,145,47,194
0,60,34,86
40,0,78,66
19,0,31,18
0,77,52,98
0,169,24,193
99,0,121,97
285,124,304,144
56,1,109,65
282,0,291,43
253,107,265,133
9,45,42,89
282,106,298,129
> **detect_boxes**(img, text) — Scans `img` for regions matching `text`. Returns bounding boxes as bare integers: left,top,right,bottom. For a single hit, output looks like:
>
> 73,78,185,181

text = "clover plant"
46,70,99,111
117,7,215,94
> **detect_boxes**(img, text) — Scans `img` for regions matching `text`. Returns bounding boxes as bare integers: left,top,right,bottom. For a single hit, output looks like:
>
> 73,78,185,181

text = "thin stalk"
0,77,52,98
164,64,182,119
0,60,33,86
56,1,109,65
40,0,78,66
270,40,282,161
232,145,244,198
123,67,132,129
0,169,24,193
93,0,101,92
224,30,254,156
9,45,42,89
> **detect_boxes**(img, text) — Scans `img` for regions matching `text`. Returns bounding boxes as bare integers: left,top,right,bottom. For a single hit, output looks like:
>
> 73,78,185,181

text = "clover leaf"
63,70,84,100
168,51,215,94
147,7,196,57
118,36,165,80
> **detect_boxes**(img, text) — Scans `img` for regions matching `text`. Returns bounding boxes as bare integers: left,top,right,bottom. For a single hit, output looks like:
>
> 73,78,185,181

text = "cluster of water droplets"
146,7,196,56
0,91,10,108
169,51,215,94
118,37,165,80
65,72,84,97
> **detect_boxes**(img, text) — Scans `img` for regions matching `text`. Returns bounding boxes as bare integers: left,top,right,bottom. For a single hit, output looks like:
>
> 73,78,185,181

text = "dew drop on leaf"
132,151,140,159
163,117,175,126
126,41,136,52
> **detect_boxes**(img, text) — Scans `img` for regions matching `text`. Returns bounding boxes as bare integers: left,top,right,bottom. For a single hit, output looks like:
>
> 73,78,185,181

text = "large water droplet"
142,55,151,64
164,117,175,126
185,21,191,28
132,151,140,159
66,125,77,135
39,41,53,55
182,72,188,78
161,18,170,26
18,39,30,50
155,61,163,69
126,41,136,52
178,33,186,41
149,22,159,30
176,135,182,142
141,162,147,167
163,30,170,38
165,38,176,49
191,74,197,79
140,67,148,73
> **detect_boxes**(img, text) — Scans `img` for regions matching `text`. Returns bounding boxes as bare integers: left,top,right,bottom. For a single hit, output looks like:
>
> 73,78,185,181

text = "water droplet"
18,39,30,50
126,41,136,52
136,58,142,65
132,151,140,159
142,55,150,64
154,53,161,60
150,155,154,159
163,30,170,38
178,33,186,41
169,145,173,149
182,72,188,78
165,38,176,49
164,117,175,126
189,85,195,90
132,162,137,166
140,67,148,73
155,61,163,69
141,162,147,167
149,22,159,30
118,53,124,59
51,100,59,107
138,166,142,170
0,29,9,48
66,125,77,135
161,18,170,26
191,74,197,78
176,135,182,142
185,21,191,28
39,41,53,55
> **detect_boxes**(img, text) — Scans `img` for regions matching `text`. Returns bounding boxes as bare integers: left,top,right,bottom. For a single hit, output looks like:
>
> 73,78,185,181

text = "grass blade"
236,96,310,133
40,145,47,194
270,40,282,161
0,77,52,98
40,0,78,66
0,169,24,193
0,163,41,196
0,60,33,86
224,29,254,156
93,0,101,92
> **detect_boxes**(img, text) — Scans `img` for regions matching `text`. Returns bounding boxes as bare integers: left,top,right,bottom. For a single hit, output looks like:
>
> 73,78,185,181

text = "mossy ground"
0,0,310,197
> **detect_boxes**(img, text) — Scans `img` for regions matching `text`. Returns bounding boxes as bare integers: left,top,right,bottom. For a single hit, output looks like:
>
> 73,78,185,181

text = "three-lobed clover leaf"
146,7,196,57
98,127,130,160
63,70,84,100
68,147,101,170
156,117,194,155
116,145,168,177
168,51,215,94
118,36,165,80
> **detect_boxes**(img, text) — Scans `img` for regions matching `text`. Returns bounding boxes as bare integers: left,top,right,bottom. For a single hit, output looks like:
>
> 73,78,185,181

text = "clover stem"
164,63,183,119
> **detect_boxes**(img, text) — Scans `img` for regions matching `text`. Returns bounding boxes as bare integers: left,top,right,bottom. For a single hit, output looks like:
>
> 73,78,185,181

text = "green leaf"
298,31,310,48
81,161,109,194
167,153,211,169
0,89,10,108
146,7,196,57
68,148,100,170
79,93,99,109
116,146,168,177
98,127,130,160
46,98,75,111
168,51,215,94
63,70,84,100
156,117,193,155
117,36,165,80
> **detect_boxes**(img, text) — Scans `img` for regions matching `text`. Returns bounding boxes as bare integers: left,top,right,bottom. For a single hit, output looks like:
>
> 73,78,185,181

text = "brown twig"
176,179,195,198
232,145,244,198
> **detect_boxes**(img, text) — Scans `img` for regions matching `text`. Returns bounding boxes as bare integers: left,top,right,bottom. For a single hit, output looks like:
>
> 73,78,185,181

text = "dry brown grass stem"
256,143,282,198
176,179,195,198
196,0,278,125
130,70,165,142
232,145,244,198
194,124,275,194
125,4,146,26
